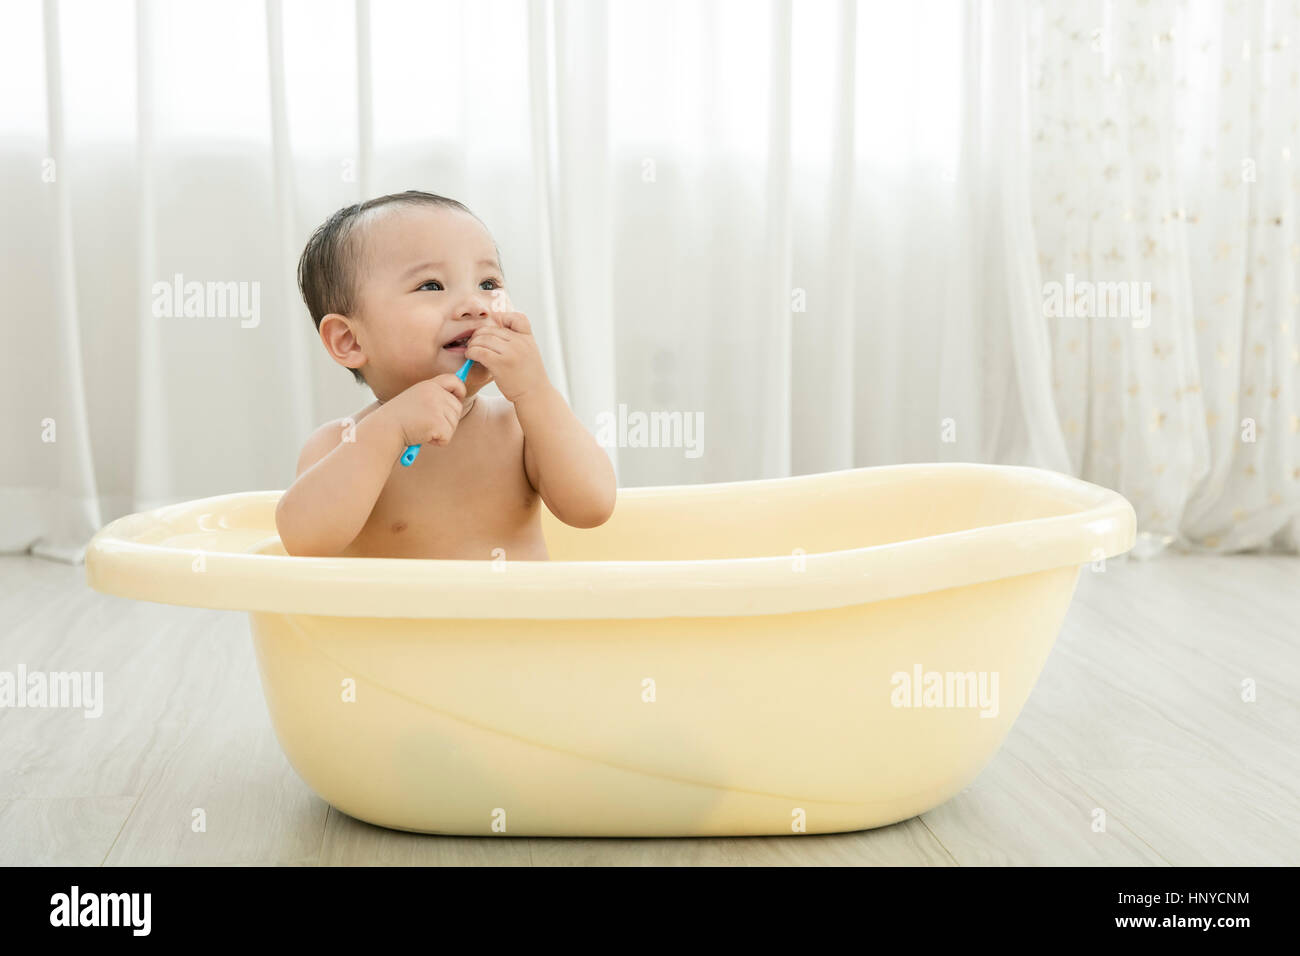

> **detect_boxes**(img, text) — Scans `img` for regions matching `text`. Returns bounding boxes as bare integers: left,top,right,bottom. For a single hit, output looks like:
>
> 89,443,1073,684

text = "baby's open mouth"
444,334,471,349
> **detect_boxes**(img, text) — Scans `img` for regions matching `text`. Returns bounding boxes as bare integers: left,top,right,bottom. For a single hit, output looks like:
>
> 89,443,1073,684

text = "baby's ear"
319,312,365,370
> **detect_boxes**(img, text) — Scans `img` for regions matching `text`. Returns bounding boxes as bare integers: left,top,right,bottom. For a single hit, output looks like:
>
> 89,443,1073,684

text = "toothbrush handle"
400,358,475,467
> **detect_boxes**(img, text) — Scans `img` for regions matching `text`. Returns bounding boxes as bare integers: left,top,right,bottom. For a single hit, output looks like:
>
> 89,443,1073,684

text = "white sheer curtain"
2,0,1296,563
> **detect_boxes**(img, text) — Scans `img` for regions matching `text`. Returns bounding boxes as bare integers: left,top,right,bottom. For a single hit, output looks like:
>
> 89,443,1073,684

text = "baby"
275,190,616,559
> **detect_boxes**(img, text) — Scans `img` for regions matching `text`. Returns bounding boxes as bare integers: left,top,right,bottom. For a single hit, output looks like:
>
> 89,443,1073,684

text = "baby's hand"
465,310,548,404
383,373,468,449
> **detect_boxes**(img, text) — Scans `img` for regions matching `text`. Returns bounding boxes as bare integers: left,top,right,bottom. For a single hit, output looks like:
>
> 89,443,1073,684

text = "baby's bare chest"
347,400,547,559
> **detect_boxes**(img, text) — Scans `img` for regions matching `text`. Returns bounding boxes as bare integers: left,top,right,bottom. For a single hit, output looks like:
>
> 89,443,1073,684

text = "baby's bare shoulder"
295,403,378,477
482,394,522,430
482,396,528,451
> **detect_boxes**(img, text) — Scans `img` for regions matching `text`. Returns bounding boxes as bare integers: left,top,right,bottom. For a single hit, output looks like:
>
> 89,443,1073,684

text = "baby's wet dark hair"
297,190,494,385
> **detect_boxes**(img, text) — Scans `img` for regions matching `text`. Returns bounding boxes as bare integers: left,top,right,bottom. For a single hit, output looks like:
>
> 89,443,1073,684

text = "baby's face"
348,204,506,397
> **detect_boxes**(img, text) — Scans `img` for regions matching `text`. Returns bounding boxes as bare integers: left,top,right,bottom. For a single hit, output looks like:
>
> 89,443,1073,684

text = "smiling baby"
275,190,616,559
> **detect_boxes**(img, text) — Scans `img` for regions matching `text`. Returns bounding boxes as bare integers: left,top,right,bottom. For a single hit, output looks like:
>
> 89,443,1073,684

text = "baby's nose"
460,295,493,318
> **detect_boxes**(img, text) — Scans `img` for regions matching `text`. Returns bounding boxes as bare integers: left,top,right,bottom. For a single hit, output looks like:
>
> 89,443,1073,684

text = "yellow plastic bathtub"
85,463,1135,837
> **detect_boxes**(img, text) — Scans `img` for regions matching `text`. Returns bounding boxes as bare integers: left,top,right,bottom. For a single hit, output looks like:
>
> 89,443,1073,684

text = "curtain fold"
265,0,315,450
3,0,1297,563
971,0,1074,473
25,0,104,562
762,0,794,479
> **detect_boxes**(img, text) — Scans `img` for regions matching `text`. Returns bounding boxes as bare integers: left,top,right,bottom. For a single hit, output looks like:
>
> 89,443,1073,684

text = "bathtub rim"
85,462,1135,619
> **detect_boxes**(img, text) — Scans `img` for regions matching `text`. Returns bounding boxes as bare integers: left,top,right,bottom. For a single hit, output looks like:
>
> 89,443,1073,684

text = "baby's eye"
481,279,501,290
418,280,443,292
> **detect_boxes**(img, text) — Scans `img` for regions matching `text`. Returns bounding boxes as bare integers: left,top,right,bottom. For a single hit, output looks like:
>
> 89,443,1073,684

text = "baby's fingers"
434,373,468,399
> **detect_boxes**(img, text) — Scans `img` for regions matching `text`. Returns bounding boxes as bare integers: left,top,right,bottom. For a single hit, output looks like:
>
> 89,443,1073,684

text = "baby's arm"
461,305,613,528
275,411,404,556
516,385,617,529
276,375,468,555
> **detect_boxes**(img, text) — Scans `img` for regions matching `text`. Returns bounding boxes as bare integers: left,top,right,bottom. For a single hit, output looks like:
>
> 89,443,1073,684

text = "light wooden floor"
0,552,1296,866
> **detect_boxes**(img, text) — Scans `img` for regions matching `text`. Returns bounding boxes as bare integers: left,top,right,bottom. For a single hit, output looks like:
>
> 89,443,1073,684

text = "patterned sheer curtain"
1029,0,1300,555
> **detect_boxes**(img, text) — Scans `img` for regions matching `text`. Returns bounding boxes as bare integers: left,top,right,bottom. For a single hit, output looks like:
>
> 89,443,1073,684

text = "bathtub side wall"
247,565,1083,837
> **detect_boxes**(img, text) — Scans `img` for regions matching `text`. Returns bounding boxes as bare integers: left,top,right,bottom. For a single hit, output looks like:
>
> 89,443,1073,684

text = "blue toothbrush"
400,358,474,466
